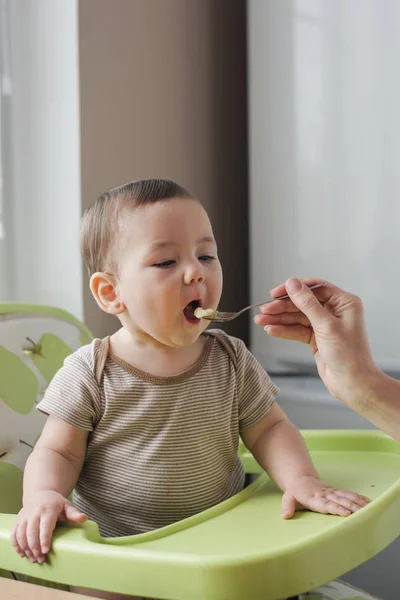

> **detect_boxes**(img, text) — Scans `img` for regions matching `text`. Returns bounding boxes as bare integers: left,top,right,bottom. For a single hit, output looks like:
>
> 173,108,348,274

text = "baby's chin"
156,327,207,349
167,333,204,349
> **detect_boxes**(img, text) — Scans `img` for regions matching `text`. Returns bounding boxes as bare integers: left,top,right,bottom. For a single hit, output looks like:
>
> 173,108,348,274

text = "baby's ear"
89,272,126,315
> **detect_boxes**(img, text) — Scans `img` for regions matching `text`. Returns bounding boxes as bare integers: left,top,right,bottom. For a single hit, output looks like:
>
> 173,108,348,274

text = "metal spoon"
196,282,326,322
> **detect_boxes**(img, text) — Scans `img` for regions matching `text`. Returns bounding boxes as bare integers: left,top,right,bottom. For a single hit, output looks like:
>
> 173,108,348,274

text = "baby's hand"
11,490,88,563
281,476,370,519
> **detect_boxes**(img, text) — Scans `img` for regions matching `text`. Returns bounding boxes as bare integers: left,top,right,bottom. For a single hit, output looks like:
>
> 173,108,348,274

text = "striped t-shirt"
37,329,278,537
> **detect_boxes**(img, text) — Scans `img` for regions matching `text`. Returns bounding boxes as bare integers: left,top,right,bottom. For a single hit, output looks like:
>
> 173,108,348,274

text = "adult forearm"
348,369,400,442
23,447,81,503
251,419,318,491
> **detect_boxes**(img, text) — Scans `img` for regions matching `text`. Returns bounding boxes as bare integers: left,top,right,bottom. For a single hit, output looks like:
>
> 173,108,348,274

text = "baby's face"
115,198,223,348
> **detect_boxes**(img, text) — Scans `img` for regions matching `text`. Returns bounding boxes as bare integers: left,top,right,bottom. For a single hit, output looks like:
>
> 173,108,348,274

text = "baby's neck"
109,329,207,378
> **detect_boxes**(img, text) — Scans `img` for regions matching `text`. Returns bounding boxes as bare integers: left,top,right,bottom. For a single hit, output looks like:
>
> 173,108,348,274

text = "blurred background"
0,0,249,342
1,1,400,598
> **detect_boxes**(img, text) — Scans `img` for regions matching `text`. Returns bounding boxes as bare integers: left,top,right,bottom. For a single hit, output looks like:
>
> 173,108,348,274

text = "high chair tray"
1,430,399,600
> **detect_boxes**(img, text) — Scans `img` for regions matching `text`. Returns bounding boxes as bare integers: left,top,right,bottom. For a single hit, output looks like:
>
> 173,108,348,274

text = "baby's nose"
184,264,205,284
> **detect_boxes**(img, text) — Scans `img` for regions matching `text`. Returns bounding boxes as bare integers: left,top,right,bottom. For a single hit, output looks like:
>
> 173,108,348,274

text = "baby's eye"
154,260,176,268
199,255,215,262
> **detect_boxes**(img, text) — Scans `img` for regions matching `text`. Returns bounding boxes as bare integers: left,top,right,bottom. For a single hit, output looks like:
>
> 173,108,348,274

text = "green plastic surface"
1,430,399,599
0,345,38,414
0,303,93,343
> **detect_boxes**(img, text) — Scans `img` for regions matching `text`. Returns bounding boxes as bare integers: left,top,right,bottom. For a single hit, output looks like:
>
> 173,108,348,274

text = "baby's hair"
80,178,196,276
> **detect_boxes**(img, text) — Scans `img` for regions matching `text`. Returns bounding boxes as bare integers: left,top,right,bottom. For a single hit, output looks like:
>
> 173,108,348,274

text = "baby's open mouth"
183,300,201,322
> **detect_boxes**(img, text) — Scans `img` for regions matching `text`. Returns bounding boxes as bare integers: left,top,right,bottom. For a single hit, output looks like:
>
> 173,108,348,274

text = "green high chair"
0,303,399,599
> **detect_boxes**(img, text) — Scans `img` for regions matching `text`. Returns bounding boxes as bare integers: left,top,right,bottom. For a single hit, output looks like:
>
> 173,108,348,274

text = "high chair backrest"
0,304,93,509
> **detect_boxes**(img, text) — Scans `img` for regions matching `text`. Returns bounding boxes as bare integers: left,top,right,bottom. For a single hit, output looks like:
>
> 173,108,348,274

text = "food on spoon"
194,307,216,319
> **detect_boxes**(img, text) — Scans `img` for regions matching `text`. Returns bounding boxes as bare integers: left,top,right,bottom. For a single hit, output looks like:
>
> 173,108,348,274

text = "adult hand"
254,278,378,406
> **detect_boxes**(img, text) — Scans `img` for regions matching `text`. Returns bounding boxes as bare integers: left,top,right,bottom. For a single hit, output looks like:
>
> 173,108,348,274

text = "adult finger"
282,278,332,328
254,311,311,327
272,278,353,307
270,278,323,299
263,324,314,346
259,297,305,315
260,286,329,316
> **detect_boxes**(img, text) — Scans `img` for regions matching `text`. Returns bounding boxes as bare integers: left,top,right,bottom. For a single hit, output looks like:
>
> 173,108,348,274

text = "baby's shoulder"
64,337,108,380
206,329,247,352
205,329,249,369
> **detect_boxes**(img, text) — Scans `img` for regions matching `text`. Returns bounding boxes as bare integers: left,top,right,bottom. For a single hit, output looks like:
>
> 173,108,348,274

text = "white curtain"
0,0,12,301
249,0,400,373
0,0,83,318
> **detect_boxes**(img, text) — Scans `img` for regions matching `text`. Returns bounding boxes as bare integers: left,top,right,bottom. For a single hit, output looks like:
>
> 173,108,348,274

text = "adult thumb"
64,502,88,523
285,278,327,326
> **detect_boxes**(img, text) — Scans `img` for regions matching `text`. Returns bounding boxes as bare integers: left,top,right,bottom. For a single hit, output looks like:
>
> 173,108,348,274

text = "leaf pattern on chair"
0,346,38,414
0,462,23,513
28,334,72,383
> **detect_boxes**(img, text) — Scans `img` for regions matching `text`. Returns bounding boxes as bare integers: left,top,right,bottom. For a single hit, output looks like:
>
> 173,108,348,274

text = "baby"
11,179,369,599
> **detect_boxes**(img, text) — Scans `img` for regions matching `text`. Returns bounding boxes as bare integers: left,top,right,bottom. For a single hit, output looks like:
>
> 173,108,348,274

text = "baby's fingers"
281,492,297,519
11,522,25,558
15,520,36,562
26,516,44,562
40,513,59,556
326,491,369,513
333,489,370,504
64,503,88,523
308,496,351,517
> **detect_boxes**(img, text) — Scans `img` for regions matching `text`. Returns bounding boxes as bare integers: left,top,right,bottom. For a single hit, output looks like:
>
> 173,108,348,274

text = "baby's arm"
11,415,88,563
241,404,369,518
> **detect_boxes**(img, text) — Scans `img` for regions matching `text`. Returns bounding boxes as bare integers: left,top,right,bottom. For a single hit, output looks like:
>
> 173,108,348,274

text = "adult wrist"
342,364,386,413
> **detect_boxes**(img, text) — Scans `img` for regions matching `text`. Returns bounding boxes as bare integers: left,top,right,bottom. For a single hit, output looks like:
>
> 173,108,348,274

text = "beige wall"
79,0,249,342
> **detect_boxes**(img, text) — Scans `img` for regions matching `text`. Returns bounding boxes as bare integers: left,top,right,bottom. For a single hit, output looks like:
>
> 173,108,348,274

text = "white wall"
0,0,13,301
5,0,82,319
